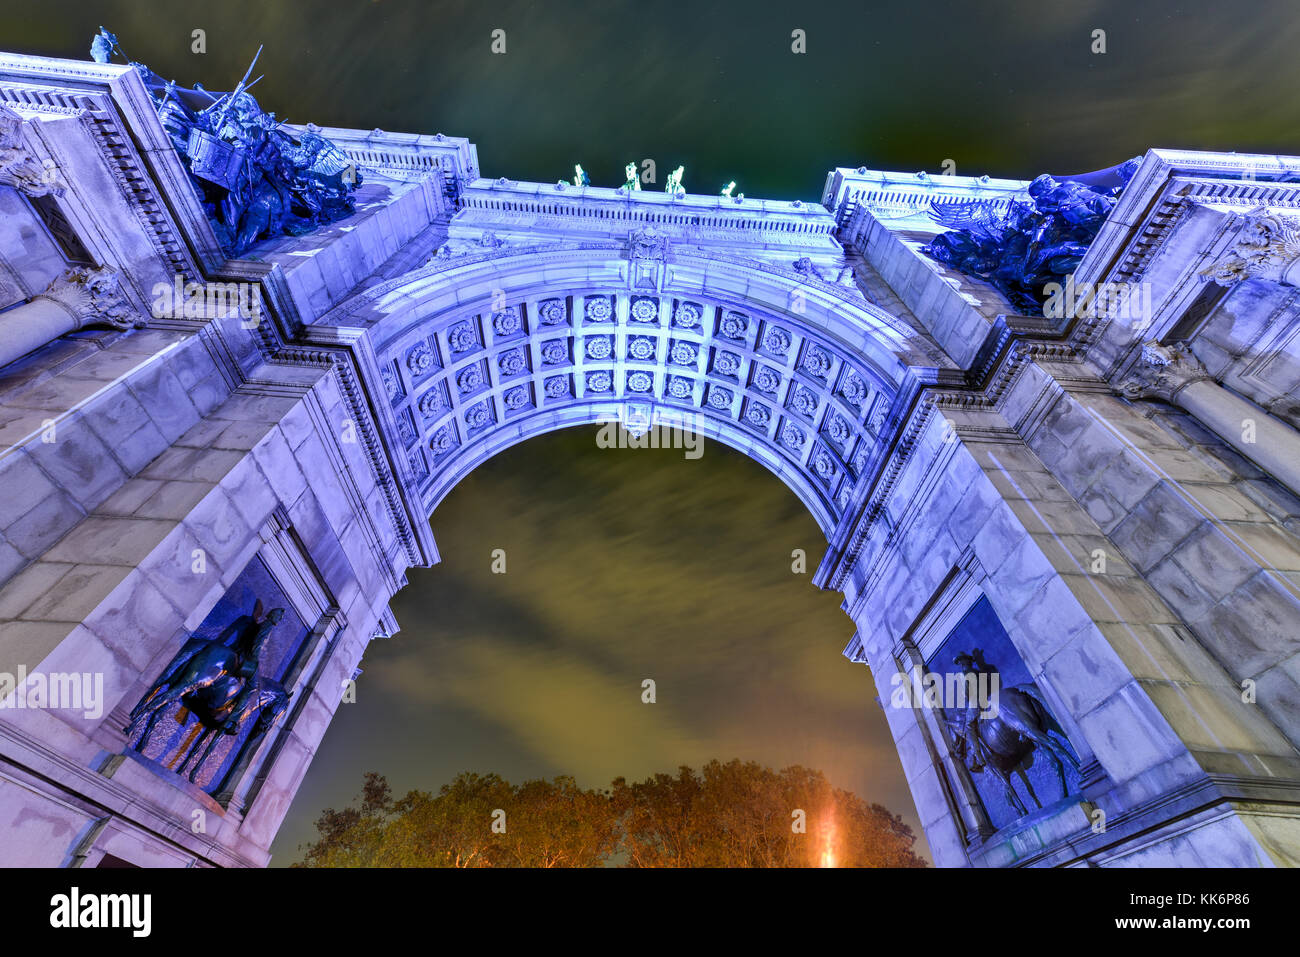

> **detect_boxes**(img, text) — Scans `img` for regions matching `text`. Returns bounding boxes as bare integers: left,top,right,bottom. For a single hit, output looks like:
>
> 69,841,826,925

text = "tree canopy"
296,759,926,868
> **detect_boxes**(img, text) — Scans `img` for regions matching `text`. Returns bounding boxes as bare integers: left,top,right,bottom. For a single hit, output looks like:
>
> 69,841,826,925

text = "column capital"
1117,340,1211,403
32,266,142,331
1199,206,1300,288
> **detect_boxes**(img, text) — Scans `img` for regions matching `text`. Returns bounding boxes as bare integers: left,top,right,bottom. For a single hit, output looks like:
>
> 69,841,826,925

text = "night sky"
5,0,1300,865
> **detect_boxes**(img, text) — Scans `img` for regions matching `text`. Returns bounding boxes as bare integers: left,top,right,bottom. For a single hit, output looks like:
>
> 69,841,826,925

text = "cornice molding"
0,59,220,282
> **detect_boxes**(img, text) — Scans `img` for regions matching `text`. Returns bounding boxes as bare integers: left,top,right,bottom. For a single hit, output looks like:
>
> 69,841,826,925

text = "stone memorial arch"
337,217,928,536
2,51,1300,867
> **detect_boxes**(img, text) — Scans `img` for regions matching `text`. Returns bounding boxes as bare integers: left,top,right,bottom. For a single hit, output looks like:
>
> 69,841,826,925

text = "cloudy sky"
12,0,1300,199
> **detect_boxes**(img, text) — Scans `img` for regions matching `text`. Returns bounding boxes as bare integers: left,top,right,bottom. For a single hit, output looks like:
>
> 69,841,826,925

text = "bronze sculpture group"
91,28,361,257
922,158,1142,313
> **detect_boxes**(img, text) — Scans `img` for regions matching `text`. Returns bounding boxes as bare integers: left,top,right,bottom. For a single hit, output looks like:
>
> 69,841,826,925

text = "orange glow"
818,813,837,868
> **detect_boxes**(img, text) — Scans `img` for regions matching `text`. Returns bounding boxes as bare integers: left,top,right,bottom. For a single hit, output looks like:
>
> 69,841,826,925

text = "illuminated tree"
298,761,925,868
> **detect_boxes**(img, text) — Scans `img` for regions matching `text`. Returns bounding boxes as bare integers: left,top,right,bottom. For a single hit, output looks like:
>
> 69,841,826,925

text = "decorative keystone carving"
0,104,65,198
34,266,143,331
628,226,669,291
1117,339,1211,403
629,225,669,262
1200,206,1300,287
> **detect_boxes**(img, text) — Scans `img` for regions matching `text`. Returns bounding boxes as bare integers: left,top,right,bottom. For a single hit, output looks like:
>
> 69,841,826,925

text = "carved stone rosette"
33,266,143,331
1200,206,1300,288
1117,340,1211,403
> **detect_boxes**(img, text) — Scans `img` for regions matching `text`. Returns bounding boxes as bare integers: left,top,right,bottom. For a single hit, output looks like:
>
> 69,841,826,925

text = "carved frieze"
0,104,65,197
1200,206,1300,288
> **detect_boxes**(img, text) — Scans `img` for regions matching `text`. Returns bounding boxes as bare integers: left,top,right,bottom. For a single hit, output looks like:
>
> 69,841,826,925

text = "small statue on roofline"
90,27,362,258
665,165,685,197
558,163,589,188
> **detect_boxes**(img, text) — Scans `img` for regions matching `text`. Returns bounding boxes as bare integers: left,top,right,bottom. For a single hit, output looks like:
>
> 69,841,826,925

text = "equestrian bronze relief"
126,596,292,790
944,648,1081,820
926,596,1084,829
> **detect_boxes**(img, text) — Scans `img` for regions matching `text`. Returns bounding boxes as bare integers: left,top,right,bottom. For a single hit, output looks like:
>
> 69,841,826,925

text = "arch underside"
358,249,924,538
421,401,843,534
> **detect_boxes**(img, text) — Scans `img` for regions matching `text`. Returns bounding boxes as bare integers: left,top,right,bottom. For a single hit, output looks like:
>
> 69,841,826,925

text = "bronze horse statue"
174,674,292,783
125,599,284,760
948,649,1081,818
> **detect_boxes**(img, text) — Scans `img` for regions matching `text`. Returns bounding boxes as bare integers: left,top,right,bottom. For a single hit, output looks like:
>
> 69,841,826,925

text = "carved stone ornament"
34,266,143,331
1199,207,1300,288
629,225,669,261
428,231,511,264
0,104,65,198
792,256,825,280
1117,340,1211,403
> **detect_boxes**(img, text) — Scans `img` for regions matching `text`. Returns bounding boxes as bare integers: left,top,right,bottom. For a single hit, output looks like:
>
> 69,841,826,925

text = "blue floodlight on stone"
921,158,1141,313
89,27,362,258
8,33,1300,870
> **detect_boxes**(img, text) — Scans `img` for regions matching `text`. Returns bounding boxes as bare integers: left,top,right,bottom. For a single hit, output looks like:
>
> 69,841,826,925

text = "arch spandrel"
331,244,934,380
321,243,941,542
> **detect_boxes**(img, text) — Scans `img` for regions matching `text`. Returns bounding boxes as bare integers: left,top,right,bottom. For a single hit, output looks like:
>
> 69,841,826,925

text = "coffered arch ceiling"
323,243,938,538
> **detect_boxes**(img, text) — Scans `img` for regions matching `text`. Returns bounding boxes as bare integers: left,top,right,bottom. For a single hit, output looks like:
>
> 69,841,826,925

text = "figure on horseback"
173,674,292,783
946,649,1081,818
125,599,284,755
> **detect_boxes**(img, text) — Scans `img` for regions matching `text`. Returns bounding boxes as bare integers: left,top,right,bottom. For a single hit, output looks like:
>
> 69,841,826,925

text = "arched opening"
330,244,932,543
259,246,940,862
270,424,928,863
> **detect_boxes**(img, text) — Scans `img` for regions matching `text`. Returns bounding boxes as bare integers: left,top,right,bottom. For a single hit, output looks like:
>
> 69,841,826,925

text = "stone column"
0,265,142,368
1118,340,1300,498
